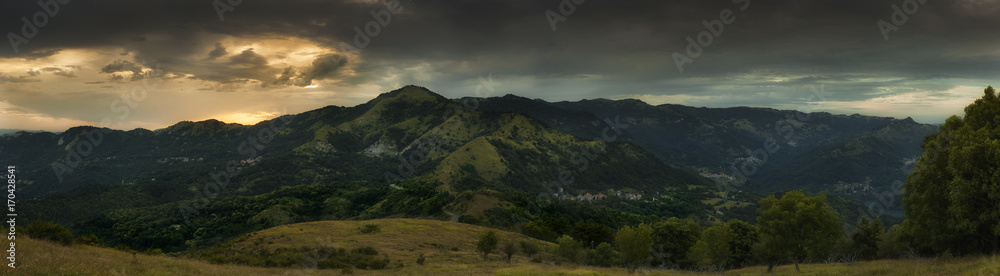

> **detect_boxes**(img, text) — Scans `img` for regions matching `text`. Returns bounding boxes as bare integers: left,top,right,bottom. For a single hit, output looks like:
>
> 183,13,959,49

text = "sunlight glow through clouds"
210,111,286,126
819,85,984,123
614,85,986,124
0,100,94,131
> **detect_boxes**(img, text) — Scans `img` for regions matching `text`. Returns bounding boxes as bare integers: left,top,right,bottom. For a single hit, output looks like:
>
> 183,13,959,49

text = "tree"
850,216,883,260
757,190,844,272
903,86,1000,255
556,235,582,263
571,220,614,249
752,235,788,272
725,220,758,268
687,224,731,270
520,240,540,257
651,217,701,268
500,240,517,262
615,223,653,273
878,224,912,259
476,231,499,260
686,220,758,271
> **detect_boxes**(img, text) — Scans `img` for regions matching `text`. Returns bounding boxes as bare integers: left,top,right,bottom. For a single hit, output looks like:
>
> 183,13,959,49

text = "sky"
0,0,997,132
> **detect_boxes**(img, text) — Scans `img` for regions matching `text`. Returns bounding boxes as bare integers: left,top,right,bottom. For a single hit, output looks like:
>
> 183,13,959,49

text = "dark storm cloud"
20,49,61,60
265,54,348,87
100,60,143,74
298,54,348,85
229,48,267,66
205,42,227,61
0,0,997,121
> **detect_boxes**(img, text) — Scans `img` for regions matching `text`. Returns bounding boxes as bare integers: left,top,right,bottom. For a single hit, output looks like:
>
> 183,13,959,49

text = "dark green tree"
651,217,701,268
520,240,540,257
725,219,759,268
687,219,759,270
878,224,912,259
571,220,614,249
615,224,653,273
585,242,622,267
757,190,843,272
903,86,1000,255
850,216,883,260
687,224,732,270
555,235,583,263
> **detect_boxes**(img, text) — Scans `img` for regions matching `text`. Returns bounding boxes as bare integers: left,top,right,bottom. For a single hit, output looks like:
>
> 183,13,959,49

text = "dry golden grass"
5,235,287,276
727,255,1000,276
220,218,553,266
7,218,998,276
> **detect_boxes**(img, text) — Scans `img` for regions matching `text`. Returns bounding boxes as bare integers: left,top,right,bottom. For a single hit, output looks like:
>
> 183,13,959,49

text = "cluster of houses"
733,155,762,165
833,177,874,194
699,171,736,180
240,156,263,165
554,188,653,202
156,156,204,163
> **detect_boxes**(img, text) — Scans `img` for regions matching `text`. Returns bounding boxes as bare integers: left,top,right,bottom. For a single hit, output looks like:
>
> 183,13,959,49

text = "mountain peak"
378,85,448,102
162,119,243,134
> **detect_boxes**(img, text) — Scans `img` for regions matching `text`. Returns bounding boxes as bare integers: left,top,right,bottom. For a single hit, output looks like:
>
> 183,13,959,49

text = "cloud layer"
0,0,997,131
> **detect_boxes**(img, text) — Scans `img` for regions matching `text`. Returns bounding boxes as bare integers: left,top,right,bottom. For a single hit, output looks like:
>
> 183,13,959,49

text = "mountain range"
0,85,937,252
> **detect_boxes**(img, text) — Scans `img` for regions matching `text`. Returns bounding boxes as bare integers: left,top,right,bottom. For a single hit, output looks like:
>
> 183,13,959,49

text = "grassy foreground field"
5,218,999,275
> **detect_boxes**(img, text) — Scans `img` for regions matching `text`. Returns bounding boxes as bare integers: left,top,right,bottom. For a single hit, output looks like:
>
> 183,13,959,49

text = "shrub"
352,246,379,256
459,215,483,225
359,224,381,234
144,248,164,256
75,234,99,246
585,242,621,267
26,220,73,246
